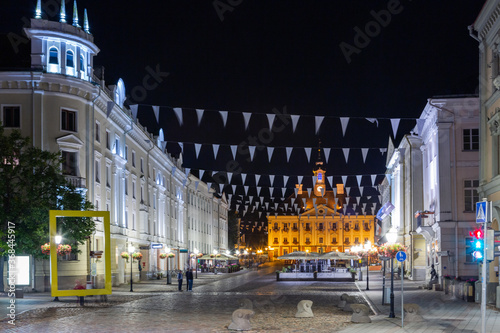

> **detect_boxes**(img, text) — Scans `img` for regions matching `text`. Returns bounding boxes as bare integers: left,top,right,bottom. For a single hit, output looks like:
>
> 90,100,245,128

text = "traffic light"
470,229,484,260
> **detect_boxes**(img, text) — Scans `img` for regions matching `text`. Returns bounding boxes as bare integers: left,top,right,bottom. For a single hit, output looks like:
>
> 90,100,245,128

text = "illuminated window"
66,51,74,68
319,237,323,244
318,172,322,181
49,47,59,64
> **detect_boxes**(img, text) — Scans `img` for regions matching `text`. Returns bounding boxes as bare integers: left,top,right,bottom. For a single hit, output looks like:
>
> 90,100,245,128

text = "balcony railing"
283,241,289,245
293,241,299,245
65,175,86,188
282,228,289,232
292,228,298,232
272,227,280,232
305,227,311,232
305,241,311,245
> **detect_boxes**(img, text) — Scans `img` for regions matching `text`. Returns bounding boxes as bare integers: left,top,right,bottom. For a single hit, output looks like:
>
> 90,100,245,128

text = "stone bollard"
238,298,253,310
295,300,314,318
338,293,349,308
228,309,255,331
343,295,357,312
403,303,424,323
350,304,371,323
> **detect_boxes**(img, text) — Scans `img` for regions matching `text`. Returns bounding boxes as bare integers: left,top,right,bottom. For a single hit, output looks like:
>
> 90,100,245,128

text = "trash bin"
466,283,475,302
383,287,391,304
15,289,24,298
358,271,363,281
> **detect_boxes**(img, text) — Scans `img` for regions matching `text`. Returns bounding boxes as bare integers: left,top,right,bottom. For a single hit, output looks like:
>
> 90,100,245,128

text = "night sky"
0,1,485,212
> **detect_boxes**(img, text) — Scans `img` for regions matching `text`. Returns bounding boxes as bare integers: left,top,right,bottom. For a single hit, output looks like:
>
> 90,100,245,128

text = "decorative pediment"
56,134,83,152
415,226,435,242
301,204,336,217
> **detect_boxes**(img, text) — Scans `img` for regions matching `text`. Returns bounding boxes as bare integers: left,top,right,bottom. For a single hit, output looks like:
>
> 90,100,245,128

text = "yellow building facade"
268,150,375,259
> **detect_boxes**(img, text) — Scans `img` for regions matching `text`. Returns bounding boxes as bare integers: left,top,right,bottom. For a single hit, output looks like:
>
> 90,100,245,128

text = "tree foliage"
0,126,94,259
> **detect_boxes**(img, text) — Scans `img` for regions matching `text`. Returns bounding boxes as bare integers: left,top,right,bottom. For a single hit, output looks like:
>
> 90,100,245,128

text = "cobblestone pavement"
3,265,500,332
2,264,363,332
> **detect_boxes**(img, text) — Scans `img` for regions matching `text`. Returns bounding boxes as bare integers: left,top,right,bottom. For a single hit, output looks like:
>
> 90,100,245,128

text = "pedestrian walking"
177,270,183,291
186,269,194,291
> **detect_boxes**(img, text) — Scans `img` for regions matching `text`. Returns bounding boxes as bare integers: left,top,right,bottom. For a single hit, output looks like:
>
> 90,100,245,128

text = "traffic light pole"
481,218,486,333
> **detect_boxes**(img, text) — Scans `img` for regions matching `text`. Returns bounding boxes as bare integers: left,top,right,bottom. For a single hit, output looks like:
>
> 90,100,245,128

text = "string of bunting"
131,104,416,138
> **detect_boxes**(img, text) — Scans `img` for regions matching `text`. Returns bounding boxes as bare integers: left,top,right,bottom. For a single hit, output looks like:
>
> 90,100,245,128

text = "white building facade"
0,2,228,290
382,97,480,283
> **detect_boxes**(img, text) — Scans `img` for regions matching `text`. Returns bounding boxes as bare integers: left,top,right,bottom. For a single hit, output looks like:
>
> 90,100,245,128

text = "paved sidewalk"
0,267,252,320
339,271,500,333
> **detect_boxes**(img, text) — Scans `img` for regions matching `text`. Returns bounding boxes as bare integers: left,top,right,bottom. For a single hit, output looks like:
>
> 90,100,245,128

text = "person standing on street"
186,269,194,291
177,270,183,291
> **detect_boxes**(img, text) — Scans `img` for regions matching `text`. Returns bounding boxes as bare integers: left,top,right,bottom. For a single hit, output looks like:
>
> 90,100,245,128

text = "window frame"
464,179,479,212
1,105,21,128
61,108,77,132
463,128,479,151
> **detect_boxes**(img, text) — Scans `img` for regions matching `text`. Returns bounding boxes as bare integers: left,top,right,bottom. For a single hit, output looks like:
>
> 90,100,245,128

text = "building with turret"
0,1,228,291
267,148,376,259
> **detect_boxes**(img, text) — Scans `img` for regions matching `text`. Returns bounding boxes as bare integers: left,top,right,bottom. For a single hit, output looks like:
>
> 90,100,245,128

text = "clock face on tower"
318,172,322,181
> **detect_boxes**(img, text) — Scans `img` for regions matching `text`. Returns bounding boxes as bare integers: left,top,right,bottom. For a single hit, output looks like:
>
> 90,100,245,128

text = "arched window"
49,48,59,65
79,54,85,71
66,50,74,68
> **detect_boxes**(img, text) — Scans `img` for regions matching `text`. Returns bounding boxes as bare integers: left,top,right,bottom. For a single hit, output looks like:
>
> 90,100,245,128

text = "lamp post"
364,241,371,291
213,249,218,274
166,247,171,284
129,245,135,292
53,235,62,302
387,227,398,319
194,248,199,278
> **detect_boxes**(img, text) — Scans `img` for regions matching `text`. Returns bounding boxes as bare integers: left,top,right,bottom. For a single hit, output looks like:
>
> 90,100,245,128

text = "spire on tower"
60,0,67,23
83,9,90,33
35,0,42,19
315,139,323,167
72,0,80,27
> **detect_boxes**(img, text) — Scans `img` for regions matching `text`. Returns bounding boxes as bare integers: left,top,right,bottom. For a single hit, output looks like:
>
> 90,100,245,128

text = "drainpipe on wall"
427,98,459,278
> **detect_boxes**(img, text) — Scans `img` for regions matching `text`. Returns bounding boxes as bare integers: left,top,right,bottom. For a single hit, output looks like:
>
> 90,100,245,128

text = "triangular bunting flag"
312,176,317,186
129,104,139,121
267,147,274,162
266,114,276,129
371,174,377,186
286,147,293,162
269,175,275,186
361,148,369,163
283,175,289,187
230,145,237,160
391,118,400,138
327,176,333,188
256,186,261,196
227,172,233,184
249,146,256,161
195,143,202,159
380,148,387,155
241,173,247,184
340,117,349,137
307,188,312,197
305,147,312,163
298,175,303,184
342,175,347,185
291,115,300,133
244,186,249,195
219,111,228,128
416,119,425,136
152,105,159,123
213,144,220,160
219,183,224,193
323,148,331,163
231,184,236,194
342,148,350,163
294,187,299,197
356,175,362,187
199,169,205,180
359,187,364,197
242,112,252,130
315,116,324,135
255,174,261,186
192,108,204,127
173,107,183,126
195,181,199,191
366,118,379,127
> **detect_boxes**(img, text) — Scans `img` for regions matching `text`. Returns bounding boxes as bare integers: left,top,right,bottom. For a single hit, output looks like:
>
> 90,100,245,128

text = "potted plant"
121,252,130,262
132,252,143,260
57,244,72,256
167,253,175,258
41,243,50,255
276,270,280,281
159,253,167,259
349,268,357,280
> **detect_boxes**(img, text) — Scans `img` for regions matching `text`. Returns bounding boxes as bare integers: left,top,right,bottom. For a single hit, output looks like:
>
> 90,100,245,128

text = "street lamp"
387,227,398,318
53,235,62,302
194,248,199,278
129,245,135,292
364,241,371,291
165,247,171,284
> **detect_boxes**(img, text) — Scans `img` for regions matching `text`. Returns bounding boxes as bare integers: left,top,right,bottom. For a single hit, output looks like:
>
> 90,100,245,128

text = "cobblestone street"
2,265,362,332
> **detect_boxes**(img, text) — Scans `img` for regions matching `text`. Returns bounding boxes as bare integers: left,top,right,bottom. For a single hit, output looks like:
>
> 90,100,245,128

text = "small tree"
0,126,94,291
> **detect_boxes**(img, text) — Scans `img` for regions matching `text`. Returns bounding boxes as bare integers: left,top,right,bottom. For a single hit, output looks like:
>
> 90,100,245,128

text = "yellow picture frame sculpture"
49,210,111,297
